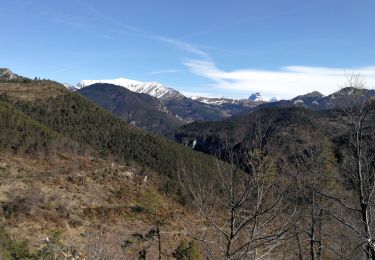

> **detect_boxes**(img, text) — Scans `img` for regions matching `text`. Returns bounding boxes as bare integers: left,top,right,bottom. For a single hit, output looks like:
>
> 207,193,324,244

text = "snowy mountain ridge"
75,77,281,107
77,78,182,101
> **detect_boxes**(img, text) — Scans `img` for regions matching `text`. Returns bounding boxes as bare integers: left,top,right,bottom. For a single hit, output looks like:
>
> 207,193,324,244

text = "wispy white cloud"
150,35,210,59
184,59,375,99
85,4,211,60
51,2,375,100
53,16,90,29
146,69,188,75
86,4,143,34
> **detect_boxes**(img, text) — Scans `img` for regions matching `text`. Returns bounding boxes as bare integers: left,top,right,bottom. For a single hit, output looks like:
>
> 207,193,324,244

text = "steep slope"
0,100,57,152
0,80,67,101
0,153,204,259
0,80,218,197
162,95,231,122
192,96,263,116
0,68,22,81
318,87,375,109
248,92,266,101
78,78,181,100
76,78,250,122
174,107,335,159
0,75,216,258
78,83,185,135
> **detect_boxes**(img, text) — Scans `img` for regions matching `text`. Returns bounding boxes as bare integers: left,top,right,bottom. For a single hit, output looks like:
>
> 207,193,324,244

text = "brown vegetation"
0,152,203,259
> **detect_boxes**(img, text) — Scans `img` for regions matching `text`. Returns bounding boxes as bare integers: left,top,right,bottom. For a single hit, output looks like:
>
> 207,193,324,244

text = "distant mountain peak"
0,68,21,81
77,78,182,101
269,97,280,102
249,92,267,101
300,91,324,98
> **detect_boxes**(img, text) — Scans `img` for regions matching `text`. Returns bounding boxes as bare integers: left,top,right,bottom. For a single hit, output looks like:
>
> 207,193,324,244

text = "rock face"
0,68,21,81
249,92,265,101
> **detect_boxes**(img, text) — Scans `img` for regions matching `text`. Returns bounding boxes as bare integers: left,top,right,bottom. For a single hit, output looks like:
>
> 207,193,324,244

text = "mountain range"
0,71,224,258
2,68,375,259
74,78,264,133
77,83,185,134
32,74,375,137
257,88,375,111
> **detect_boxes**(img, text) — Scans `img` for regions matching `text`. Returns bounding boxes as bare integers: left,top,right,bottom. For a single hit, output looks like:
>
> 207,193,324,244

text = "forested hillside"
0,79,219,259
1,76,375,259
1,81,221,198
78,83,185,135
0,100,56,152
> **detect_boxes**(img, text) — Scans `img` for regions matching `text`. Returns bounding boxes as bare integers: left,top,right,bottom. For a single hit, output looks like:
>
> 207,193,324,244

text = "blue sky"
1,0,375,99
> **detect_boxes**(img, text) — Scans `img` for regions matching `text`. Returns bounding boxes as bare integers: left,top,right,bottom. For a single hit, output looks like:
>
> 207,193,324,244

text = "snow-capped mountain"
248,93,280,102
62,83,79,91
248,93,267,102
192,97,242,105
192,96,262,106
77,78,182,101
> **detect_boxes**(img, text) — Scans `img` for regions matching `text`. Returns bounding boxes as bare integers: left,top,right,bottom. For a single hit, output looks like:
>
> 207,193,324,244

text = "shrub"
0,227,36,260
173,240,202,260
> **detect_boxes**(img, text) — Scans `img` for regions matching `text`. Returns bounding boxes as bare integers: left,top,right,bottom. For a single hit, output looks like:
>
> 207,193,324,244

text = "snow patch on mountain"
194,97,246,105
293,99,304,105
77,78,182,101
62,83,78,91
249,93,265,101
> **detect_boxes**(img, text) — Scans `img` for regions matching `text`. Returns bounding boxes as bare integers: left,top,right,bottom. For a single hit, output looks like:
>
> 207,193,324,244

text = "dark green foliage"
163,95,226,122
0,78,32,84
78,84,185,135
1,90,217,197
0,227,70,260
0,100,56,153
175,107,325,159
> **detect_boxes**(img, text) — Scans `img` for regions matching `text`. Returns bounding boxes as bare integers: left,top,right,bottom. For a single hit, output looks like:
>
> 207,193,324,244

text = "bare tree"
179,122,297,259
325,74,375,259
282,129,338,260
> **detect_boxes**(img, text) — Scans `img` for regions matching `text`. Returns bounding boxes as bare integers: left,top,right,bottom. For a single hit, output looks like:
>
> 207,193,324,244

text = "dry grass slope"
0,80,67,101
0,153,203,259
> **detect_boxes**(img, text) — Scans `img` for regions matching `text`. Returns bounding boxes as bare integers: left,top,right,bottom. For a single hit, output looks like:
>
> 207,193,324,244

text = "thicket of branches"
179,75,375,259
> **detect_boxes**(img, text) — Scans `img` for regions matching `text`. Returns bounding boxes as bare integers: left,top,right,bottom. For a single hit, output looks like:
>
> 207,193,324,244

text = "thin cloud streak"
184,59,375,99
50,2,375,100
53,16,90,29
150,35,210,59
146,69,188,75
86,4,143,34
85,4,212,59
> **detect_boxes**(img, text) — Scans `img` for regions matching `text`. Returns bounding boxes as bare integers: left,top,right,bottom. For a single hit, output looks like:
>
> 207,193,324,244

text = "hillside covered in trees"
1,75,375,259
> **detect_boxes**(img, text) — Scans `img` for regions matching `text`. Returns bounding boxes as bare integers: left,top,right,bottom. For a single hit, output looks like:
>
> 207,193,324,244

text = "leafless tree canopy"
179,122,298,259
